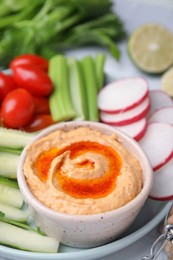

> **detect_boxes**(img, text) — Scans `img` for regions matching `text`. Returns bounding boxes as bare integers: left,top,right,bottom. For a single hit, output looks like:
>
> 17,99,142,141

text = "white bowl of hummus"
17,121,153,248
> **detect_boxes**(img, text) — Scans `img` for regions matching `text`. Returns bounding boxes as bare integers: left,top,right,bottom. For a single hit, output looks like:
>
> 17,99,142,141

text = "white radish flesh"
149,157,173,200
98,77,149,113
100,97,150,126
115,118,147,141
139,122,173,171
149,89,173,116
148,106,173,125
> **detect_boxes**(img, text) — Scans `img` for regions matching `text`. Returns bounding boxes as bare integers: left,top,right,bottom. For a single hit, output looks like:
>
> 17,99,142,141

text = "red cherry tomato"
1,88,34,128
21,114,55,132
12,64,53,97
33,96,50,115
10,54,49,72
0,72,17,102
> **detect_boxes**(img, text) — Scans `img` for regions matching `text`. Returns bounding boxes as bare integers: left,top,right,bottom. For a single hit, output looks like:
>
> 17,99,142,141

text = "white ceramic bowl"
17,121,153,248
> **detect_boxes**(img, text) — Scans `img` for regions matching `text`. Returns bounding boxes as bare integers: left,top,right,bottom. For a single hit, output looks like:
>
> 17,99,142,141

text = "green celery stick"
80,56,99,122
68,57,88,120
95,53,106,90
49,55,76,121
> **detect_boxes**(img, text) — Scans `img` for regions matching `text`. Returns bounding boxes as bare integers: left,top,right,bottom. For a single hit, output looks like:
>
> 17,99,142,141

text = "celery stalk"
49,55,76,121
68,57,88,120
80,56,99,121
95,54,106,90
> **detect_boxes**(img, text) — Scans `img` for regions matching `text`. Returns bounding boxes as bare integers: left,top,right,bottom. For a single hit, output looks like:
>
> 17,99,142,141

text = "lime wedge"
161,66,173,97
128,23,173,74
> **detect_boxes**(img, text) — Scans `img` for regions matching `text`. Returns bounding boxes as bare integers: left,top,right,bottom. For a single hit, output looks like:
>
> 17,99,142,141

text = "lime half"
128,23,173,74
161,66,173,97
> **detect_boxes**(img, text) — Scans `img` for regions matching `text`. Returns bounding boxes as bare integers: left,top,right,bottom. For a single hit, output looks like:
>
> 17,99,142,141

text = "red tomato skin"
1,88,34,128
10,54,49,72
12,64,53,97
0,107,9,128
21,114,55,132
0,73,17,102
33,97,50,115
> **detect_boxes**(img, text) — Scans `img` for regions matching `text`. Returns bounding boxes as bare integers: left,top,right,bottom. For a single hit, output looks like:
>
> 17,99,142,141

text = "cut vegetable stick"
139,122,173,171
149,89,173,117
0,127,35,149
149,157,173,200
148,106,173,125
80,56,99,121
0,222,59,253
68,57,88,120
100,97,150,126
49,55,76,121
0,152,20,179
115,118,147,141
0,202,28,222
98,77,149,113
95,53,106,90
0,181,23,208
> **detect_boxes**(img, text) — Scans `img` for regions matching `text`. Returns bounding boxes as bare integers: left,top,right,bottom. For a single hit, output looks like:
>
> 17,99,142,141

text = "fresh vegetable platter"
0,0,173,259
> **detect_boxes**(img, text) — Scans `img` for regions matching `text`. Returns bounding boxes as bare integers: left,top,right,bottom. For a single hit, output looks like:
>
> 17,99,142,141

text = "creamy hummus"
23,127,143,215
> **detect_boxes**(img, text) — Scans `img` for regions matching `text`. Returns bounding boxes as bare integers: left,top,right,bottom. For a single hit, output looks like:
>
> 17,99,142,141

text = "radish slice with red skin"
149,157,173,200
139,122,173,171
98,77,149,114
148,106,173,125
115,118,147,141
149,89,173,117
100,97,150,126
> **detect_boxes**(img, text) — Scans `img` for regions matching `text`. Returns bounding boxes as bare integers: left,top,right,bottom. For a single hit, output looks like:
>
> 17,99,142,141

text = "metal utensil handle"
141,202,173,260
141,233,167,260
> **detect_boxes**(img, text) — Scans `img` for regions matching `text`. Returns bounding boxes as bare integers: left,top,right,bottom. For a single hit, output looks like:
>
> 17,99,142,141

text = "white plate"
0,200,171,260
1,0,173,259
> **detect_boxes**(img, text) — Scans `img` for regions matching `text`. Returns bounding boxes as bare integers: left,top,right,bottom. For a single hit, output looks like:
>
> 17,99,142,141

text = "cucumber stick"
68,57,88,120
0,222,59,253
0,181,23,208
0,152,20,179
0,202,28,222
49,55,76,121
0,127,35,149
80,56,99,121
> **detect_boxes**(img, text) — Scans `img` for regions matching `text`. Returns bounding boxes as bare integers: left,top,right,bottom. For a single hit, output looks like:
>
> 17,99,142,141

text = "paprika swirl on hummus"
23,127,143,215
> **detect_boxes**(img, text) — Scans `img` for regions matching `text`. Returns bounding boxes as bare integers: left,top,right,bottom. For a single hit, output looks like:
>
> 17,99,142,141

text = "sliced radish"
148,106,173,125
139,122,173,171
98,77,149,113
100,97,150,126
149,89,173,116
149,157,173,200
115,118,147,141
